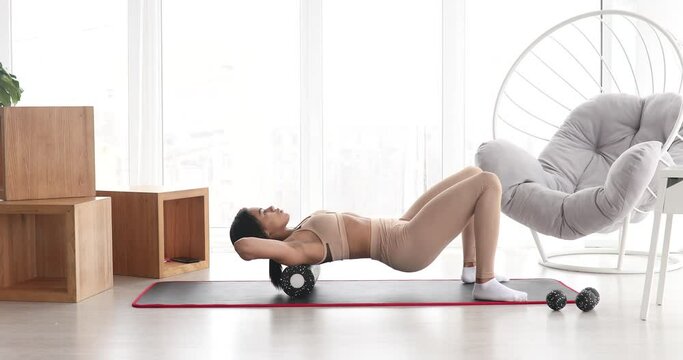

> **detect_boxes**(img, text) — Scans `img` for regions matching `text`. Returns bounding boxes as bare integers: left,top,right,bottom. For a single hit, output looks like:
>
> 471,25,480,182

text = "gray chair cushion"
476,93,683,239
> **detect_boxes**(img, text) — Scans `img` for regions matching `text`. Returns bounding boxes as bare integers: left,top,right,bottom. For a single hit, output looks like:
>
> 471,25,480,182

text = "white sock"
473,278,528,302
461,266,509,284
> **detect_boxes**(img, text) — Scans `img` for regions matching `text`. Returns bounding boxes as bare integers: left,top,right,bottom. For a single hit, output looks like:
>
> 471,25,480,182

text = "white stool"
640,166,683,320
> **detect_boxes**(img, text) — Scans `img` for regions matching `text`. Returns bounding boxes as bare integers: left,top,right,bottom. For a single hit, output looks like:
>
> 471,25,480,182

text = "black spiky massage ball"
546,290,567,311
582,287,600,304
575,289,599,312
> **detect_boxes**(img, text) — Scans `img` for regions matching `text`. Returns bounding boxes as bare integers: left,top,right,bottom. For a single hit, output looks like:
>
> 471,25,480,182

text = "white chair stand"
532,227,683,274
641,166,683,320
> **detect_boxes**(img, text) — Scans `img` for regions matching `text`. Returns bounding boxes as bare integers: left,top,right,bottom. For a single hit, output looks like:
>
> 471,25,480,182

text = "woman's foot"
461,266,509,284
473,278,527,302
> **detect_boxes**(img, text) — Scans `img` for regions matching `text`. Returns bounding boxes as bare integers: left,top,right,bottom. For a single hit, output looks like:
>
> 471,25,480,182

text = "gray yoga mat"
133,279,578,308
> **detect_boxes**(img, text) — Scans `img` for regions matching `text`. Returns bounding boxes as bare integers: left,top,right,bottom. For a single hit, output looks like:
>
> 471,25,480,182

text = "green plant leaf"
0,87,11,107
0,75,20,103
0,63,21,106
0,77,19,104
9,78,21,94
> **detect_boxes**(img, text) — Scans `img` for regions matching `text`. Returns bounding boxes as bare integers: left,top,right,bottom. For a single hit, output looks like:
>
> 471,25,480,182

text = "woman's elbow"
234,241,255,261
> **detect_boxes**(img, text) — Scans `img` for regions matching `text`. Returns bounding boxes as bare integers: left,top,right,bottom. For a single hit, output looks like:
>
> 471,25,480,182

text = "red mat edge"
132,278,579,308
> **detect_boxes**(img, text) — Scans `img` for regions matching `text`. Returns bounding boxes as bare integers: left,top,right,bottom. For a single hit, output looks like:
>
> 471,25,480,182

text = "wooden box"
96,187,209,278
0,197,112,302
0,107,95,200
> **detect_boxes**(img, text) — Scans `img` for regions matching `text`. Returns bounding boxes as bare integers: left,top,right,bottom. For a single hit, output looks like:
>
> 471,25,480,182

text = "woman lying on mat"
230,166,526,302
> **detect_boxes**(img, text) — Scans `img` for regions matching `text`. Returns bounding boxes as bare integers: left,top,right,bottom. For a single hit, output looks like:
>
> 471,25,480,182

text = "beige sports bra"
294,211,350,264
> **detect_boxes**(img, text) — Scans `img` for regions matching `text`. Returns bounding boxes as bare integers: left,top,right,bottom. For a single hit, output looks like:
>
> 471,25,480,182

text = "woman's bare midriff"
340,213,372,258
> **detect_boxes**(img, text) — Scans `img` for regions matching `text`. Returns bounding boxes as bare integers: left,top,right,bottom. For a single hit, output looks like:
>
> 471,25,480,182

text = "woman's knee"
463,166,483,177
477,171,502,192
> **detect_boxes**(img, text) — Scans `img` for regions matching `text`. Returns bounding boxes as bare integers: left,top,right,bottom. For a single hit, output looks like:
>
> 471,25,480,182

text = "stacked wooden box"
97,186,209,279
0,107,112,302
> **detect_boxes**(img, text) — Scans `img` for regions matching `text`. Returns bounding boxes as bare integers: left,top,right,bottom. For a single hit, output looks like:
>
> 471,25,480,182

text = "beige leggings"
369,167,501,279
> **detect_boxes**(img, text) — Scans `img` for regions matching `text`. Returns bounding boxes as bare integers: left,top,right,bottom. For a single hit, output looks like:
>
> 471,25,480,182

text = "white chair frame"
493,10,683,274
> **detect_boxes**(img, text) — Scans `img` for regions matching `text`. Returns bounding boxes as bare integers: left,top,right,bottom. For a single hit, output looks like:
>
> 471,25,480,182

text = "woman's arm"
234,237,309,266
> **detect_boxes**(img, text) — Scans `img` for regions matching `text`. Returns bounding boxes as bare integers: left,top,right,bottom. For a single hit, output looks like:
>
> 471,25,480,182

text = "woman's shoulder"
301,210,335,221
310,210,368,219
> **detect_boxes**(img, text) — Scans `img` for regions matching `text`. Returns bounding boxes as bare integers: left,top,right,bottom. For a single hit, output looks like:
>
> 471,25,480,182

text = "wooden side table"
96,187,209,278
0,197,112,302
641,166,683,320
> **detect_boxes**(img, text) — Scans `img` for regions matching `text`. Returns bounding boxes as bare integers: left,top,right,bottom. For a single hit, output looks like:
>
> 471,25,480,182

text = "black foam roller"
280,265,318,298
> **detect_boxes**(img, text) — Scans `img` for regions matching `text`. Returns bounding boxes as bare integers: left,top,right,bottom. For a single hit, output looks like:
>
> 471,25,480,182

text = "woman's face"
248,206,290,237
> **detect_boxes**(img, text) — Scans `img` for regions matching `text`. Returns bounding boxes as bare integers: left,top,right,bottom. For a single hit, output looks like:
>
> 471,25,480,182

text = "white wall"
0,0,11,69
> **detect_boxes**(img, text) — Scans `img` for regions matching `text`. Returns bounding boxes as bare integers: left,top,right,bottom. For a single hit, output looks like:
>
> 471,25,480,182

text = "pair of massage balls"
546,287,600,312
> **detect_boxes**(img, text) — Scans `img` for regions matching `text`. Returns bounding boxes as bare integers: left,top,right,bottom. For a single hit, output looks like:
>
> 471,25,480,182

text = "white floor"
2,239,683,359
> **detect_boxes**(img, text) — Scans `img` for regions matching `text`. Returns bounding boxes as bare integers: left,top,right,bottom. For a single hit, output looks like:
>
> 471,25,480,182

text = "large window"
463,0,604,163
322,0,442,217
18,0,678,251
162,1,301,228
11,0,128,188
